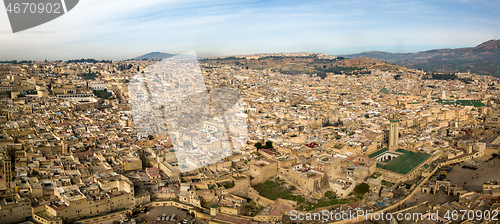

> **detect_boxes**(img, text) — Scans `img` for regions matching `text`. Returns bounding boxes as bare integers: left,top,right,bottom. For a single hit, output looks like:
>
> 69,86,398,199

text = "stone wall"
247,187,275,207
207,160,232,172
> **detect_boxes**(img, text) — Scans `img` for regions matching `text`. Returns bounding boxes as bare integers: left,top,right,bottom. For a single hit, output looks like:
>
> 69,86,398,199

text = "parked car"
170,214,176,221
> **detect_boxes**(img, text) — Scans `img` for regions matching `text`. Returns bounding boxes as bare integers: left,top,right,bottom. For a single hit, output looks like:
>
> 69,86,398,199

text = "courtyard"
446,156,500,191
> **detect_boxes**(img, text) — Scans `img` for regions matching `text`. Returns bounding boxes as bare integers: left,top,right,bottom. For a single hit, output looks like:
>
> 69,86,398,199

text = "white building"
57,94,97,102
89,82,107,91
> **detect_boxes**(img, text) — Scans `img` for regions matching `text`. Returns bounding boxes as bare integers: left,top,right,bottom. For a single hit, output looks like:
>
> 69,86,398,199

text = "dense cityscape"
0,51,499,224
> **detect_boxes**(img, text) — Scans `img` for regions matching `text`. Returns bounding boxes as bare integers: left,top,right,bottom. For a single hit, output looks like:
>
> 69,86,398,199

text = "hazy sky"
0,0,499,60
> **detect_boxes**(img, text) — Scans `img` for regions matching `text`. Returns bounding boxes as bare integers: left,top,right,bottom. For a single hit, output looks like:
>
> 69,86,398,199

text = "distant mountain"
132,52,175,60
344,40,500,77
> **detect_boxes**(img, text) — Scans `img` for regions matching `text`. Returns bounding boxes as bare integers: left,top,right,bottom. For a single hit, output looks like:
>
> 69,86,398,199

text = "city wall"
247,187,275,207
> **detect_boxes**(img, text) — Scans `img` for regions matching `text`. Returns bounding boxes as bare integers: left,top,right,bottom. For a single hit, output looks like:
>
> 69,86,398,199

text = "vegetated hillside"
344,39,500,77
200,55,405,77
132,52,176,60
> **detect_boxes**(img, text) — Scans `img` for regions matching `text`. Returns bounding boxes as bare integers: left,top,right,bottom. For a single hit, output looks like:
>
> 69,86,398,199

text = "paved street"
403,189,456,208
136,206,208,224
100,206,209,224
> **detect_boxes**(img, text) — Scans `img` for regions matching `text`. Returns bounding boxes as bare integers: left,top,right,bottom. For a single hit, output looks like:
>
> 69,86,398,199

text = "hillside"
344,40,500,77
132,52,175,60
200,54,404,77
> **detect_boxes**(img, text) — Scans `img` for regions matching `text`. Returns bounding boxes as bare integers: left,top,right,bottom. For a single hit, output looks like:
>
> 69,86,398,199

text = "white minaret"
442,91,446,100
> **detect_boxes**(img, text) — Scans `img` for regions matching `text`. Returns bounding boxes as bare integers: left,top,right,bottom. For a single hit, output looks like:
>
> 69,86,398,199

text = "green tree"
80,72,98,80
254,142,262,149
93,89,113,99
264,141,273,149
354,183,370,195
325,191,333,198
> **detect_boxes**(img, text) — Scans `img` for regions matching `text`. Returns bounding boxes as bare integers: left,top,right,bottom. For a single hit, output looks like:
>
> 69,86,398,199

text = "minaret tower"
389,114,399,150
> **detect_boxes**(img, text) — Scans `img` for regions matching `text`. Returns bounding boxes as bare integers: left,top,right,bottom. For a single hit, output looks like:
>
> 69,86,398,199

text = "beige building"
0,193,32,224
329,178,356,198
483,180,500,196
122,157,142,171
312,154,341,177
341,155,376,179
282,163,325,192
0,156,12,191
253,203,293,222
248,159,278,185
178,185,201,208
219,194,246,215
44,175,134,220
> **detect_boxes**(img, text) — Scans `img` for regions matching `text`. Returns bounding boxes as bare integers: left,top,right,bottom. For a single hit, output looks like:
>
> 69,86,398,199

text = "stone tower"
389,114,399,149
